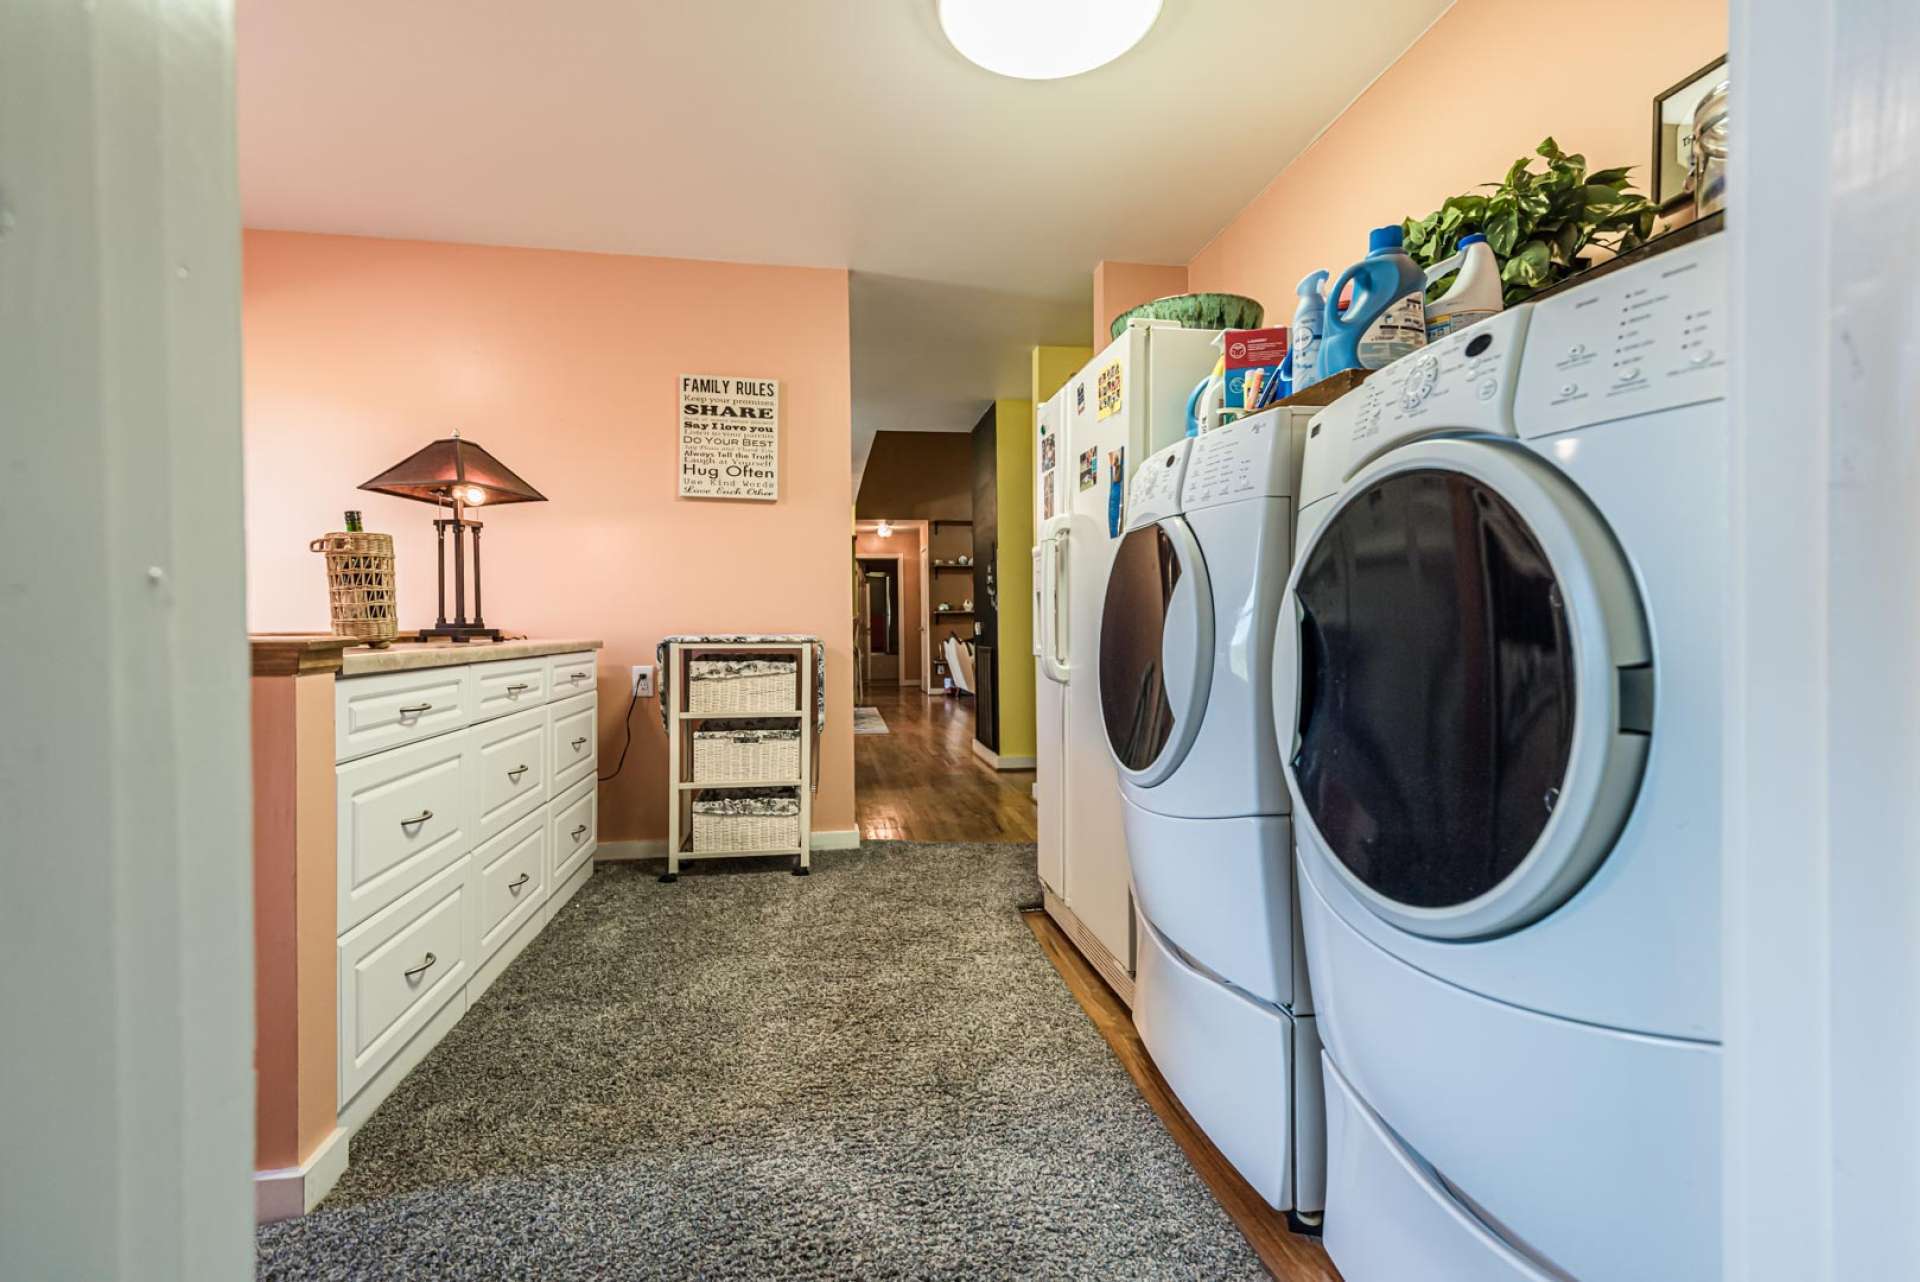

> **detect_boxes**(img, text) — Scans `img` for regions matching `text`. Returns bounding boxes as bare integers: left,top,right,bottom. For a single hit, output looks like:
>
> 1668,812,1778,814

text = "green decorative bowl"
1110,292,1264,341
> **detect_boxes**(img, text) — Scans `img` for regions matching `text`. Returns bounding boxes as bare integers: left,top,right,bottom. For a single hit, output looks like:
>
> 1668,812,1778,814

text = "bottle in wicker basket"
310,525,398,647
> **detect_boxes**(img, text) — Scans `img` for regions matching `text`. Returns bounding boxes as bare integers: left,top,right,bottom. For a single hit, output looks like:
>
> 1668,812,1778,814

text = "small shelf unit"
665,640,814,880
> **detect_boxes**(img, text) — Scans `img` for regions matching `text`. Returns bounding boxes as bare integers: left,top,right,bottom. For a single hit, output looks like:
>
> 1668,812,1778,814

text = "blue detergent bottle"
1319,225,1429,379
1287,269,1330,394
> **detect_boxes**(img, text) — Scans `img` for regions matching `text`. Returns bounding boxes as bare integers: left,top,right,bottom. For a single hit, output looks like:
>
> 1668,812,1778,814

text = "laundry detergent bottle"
1287,270,1330,394
1423,232,1504,342
1320,225,1428,378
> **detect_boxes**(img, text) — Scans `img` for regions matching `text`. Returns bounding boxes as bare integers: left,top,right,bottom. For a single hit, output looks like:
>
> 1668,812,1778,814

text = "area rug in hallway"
256,842,1265,1281
853,704,889,734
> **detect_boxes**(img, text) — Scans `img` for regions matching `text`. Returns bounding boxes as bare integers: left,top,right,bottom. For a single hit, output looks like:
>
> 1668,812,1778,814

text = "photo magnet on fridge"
1078,447,1098,491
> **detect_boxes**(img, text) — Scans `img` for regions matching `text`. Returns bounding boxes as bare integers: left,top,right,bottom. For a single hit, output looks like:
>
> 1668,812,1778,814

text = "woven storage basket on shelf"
692,724,801,783
687,656,797,715
308,531,397,647
691,789,801,853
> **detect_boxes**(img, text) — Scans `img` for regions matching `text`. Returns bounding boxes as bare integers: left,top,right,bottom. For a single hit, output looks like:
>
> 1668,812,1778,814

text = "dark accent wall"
970,405,999,751
856,430,973,519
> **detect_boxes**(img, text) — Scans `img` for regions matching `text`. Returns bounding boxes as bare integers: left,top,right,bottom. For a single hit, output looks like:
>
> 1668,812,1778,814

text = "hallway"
854,683,1037,843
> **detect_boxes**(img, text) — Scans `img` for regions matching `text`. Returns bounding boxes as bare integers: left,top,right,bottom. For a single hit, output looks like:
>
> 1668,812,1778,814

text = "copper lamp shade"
360,432,545,643
359,435,546,507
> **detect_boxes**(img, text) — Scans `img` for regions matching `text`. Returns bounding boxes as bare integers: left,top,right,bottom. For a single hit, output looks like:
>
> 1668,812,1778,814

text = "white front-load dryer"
1277,236,1728,1281
1098,410,1323,1221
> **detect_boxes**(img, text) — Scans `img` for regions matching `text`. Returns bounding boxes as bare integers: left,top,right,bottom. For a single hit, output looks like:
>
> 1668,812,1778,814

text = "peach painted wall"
242,232,855,840
1092,261,1189,346
1187,0,1725,317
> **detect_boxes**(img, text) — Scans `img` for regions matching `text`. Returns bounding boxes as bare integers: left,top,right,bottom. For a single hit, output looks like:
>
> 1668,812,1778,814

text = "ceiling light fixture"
938,0,1162,81
876,521,894,538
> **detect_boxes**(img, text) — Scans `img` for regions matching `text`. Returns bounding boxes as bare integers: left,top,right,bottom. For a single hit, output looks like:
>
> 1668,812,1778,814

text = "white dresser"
331,646,600,1132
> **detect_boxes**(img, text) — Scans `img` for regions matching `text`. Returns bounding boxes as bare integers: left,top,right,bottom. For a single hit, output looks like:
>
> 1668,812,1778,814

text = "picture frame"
1651,54,1730,212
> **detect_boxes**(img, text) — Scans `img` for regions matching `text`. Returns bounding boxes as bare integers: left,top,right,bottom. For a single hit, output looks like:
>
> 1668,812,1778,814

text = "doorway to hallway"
855,683,1036,843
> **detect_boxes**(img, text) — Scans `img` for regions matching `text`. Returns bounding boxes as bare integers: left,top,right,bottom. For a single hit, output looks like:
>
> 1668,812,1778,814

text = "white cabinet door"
545,651,597,702
338,857,472,1103
473,704,548,842
549,690,598,795
474,806,546,964
471,658,549,723
549,774,597,888
336,730,477,932
335,665,472,763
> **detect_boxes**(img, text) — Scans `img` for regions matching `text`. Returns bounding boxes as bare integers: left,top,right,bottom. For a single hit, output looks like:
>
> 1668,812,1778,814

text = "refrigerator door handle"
1031,546,1045,659
1042,527,1071,684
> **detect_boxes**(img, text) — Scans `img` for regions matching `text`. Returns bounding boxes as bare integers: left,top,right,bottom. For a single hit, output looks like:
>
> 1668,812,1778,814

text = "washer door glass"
1293,467,1576,909
1100,520,1209,778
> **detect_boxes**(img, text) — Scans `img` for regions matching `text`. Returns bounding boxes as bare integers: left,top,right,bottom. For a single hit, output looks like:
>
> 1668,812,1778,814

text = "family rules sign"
678,375,780,501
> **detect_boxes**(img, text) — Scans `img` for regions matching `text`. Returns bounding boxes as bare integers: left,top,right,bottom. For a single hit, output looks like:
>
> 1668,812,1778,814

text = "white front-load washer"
1097,410,1323,1221
1277,235,1728,1281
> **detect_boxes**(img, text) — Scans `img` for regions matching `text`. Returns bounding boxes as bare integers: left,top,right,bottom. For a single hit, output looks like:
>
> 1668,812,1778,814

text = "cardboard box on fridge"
1222,326,1290,411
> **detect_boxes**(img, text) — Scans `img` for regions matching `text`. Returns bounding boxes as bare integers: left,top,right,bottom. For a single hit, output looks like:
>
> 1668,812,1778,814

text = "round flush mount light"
875,521,894,538
938,0,1163,81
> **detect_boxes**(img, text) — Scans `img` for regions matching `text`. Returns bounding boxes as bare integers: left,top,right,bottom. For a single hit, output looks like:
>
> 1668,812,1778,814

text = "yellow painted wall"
993,396,1036,762
993,345,1093,767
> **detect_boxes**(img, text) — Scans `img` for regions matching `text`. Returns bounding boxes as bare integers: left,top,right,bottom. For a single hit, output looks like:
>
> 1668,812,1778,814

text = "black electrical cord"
597,678,641,782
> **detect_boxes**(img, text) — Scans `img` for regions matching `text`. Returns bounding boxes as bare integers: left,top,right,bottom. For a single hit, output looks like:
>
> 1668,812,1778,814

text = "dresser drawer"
336,731,477,932
545,651,597,703
472,657,549,723
474,806,546,964
335,666,471,763
474,704,547,842
550,774,597,887
549,690,598,794
338,857,471,1104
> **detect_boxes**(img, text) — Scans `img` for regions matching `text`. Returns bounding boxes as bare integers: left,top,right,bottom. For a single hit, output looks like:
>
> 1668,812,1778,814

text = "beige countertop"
340,637,603,677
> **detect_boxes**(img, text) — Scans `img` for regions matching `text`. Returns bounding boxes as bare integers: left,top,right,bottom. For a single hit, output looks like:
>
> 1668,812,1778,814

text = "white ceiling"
237,0,1452,479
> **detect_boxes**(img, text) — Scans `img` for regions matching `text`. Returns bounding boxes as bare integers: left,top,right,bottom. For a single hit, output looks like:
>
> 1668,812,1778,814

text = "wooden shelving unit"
927,518,976,693
664,641,814,880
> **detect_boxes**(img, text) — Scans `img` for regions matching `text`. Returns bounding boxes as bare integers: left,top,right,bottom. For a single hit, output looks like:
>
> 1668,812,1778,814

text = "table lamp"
359,429,546,642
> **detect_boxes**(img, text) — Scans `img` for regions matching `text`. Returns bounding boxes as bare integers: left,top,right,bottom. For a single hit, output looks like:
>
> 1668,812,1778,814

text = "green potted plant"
1403,137,1659,306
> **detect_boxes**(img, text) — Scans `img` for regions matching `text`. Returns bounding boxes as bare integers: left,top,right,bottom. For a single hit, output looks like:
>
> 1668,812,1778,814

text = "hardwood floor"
854,682,1037,843
1027,911,1344,1282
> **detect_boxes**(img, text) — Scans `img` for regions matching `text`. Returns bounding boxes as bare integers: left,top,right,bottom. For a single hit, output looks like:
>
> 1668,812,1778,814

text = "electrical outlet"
631,664,654,697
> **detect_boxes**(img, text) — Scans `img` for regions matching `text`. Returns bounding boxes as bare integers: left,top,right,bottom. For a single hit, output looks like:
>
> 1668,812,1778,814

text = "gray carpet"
257,842,1264,1280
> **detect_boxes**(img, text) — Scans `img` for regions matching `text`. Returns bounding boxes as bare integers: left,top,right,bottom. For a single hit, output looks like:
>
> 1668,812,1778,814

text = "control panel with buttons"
1125,437,1192,529
1181,407,1307,512
1338,306,1534,474
1514,233,1726,439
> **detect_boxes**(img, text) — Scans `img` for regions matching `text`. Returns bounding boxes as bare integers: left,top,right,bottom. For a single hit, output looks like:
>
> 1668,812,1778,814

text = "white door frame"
1725,2,1920,1278
1,2,255,1278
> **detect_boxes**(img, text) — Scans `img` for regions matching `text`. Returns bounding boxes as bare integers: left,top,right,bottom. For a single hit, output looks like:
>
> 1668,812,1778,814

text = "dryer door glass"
1100,523,1186,772
1293,467,1576,909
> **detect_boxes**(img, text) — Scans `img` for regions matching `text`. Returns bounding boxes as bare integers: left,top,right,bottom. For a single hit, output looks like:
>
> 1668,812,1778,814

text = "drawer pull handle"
403,953,437,982
398,702,433,716
571,824,589,840
566,671,587,681
508,765,529,781
506,683,531,695
571,737,588,750
508,873,530,894
400,809,433,829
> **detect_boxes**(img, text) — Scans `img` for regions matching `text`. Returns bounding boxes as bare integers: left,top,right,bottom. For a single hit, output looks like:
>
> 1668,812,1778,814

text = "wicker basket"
691,789,801,852
309,531,397,646
687,656,797,715
693,725,801,783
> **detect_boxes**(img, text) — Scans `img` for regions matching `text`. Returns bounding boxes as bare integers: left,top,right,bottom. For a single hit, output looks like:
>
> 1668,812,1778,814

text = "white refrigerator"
1035,321,1221,981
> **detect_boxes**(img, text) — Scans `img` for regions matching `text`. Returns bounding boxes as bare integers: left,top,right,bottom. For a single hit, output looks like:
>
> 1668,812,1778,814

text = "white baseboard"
599,831,860,861
254,1125,349,1223
970,739,1036,771
595,839,667,862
